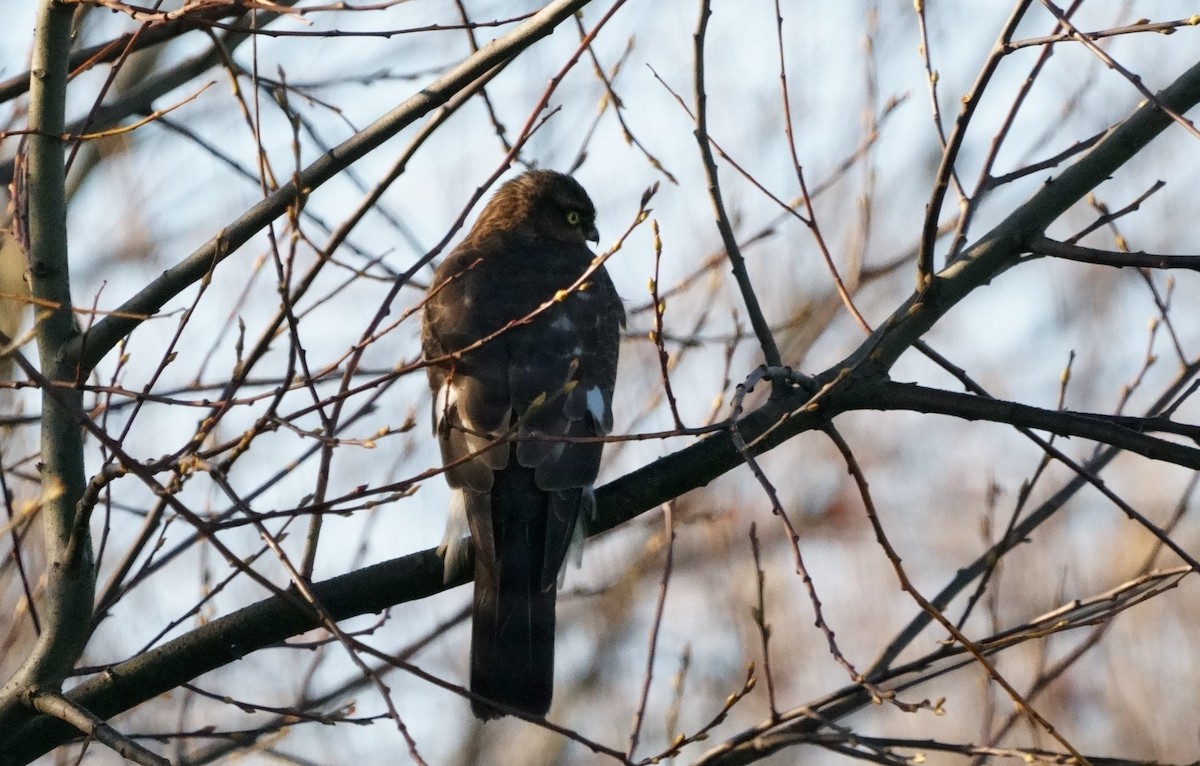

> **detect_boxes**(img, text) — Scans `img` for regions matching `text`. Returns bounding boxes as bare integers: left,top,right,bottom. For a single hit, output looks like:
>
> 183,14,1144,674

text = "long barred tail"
468,465,557,719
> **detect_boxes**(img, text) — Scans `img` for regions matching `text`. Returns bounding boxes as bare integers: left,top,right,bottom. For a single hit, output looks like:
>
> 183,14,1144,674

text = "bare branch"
30,691,169,766
1027,234,1200,270
692,0,784,373
67,0,600,375
0,0,95,735
843,54,1200,375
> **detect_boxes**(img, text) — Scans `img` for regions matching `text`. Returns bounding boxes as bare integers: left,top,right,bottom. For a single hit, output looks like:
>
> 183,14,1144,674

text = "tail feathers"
468,465,558,719
470,570,556,719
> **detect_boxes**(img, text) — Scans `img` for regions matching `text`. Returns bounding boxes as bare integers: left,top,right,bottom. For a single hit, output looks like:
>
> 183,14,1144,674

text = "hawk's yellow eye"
566,210,582,226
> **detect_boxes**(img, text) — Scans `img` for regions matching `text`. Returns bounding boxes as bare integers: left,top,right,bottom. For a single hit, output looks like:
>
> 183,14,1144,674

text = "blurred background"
2,1,1200,764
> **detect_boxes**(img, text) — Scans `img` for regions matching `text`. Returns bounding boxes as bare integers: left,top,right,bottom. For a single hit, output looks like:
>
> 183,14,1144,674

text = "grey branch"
68,0,596,375
1027,234,1200,271
30,692,169,766
0,0,95,738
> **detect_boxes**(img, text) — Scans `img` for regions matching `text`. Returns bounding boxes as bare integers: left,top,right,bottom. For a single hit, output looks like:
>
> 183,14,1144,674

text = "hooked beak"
585,224,600,244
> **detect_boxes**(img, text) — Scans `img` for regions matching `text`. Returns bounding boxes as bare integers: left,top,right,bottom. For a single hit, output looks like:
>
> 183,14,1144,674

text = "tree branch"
0,2,303,188
840,54,1200,377
0,0,96,735
5,19,1198,765
7,365,1200,760
0,549,460,764
67,0,596,375
30,691,169,766
0,3,252,106
692,0,783,373
846,380,1200,469
1027,234,1200,271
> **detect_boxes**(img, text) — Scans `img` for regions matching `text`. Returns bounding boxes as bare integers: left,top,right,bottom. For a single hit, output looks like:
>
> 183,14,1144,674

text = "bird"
421,169,624,719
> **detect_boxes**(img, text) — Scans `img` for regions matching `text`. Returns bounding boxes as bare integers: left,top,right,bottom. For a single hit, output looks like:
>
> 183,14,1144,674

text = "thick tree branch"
840,55,1200,378
0,0,96,735
4,20,1198,766
0,374,821,760
67,0,595,375
0,550,459,764
8,362,1200,760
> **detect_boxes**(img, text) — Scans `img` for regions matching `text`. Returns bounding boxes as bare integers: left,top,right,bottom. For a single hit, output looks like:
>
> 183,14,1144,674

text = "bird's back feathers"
422,171,622,719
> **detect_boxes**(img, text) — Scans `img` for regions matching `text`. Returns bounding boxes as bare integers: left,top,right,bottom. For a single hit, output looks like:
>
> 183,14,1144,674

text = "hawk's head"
471,169,600,246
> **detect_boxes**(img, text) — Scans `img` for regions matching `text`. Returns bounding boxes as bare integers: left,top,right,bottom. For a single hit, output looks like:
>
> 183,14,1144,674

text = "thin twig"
1039,0,1200,141
916,0,1033,282
648,219,685,430
692,0,783,375
748,524,778,720
626,502,675,761
823,427,1092,765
